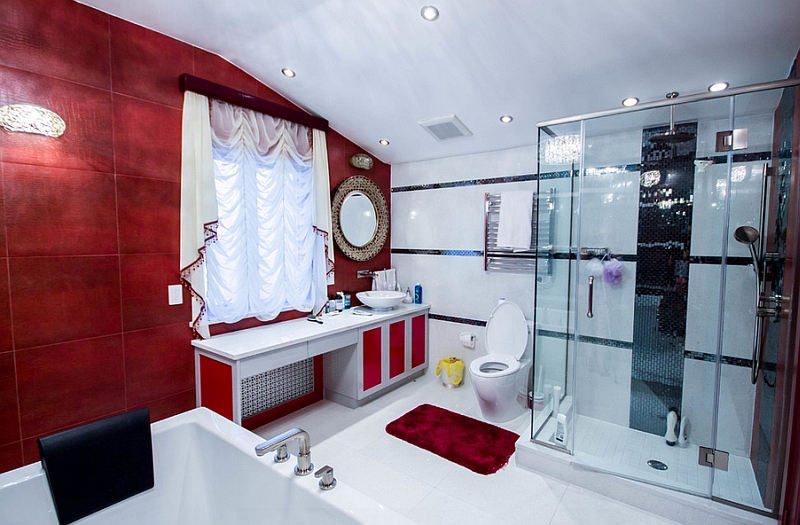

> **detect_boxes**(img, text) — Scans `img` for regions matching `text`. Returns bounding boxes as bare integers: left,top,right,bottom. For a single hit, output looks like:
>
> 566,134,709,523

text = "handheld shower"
734,225,761,278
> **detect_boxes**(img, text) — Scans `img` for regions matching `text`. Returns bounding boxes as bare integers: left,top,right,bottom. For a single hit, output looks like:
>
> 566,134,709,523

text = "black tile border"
391,249,751,266
391,248,483,257
428,313,487,327
392,174,537,193
391,155,770,194
428,320,767,369
683,350,752,368
703,151,772,165
537,329,634,350
391,163,641,193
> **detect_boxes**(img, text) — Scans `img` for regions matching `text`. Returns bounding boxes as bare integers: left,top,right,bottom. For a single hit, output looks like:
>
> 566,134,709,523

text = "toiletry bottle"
665,409,679,446
414,283,422,304
555,414,568,445
404,287,413,303
344,291,351,310
335,292,344,312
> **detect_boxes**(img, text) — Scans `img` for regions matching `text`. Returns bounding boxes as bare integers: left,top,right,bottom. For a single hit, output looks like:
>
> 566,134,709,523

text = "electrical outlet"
168,284,183,305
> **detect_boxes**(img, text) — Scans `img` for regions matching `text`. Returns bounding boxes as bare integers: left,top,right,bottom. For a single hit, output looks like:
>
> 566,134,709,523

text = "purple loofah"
603,257,624,284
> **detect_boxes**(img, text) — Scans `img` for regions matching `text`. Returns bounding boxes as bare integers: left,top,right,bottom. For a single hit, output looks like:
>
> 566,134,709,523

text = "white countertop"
192,303,430,361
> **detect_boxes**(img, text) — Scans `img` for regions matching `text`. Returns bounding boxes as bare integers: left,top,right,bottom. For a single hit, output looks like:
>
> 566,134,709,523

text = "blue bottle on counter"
414,283,422,304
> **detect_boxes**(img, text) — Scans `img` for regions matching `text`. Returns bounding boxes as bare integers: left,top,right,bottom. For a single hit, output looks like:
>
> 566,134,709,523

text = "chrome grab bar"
587,276,594,318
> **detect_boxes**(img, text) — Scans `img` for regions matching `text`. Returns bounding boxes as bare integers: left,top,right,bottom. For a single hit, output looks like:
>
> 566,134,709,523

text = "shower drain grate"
647,459,668,471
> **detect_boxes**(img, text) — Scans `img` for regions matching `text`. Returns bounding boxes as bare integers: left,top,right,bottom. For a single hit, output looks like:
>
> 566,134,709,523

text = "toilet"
469,300,529,422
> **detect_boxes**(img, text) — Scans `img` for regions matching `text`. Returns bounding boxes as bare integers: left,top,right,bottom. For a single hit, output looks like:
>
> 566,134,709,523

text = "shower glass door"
567,97,734,500
532,85,797,515
711,86,795,512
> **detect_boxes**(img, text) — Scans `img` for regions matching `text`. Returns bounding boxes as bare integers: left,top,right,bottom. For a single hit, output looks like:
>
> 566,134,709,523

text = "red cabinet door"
411,315,426,369
389,320,406,379
362,326,382,391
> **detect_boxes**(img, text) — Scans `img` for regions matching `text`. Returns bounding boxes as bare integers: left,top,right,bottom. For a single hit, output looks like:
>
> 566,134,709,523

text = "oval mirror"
340,192,376,247
332,176,388,261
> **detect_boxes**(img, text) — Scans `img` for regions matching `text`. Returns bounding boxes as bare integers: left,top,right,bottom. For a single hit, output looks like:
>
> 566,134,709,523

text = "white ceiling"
78,0,800,165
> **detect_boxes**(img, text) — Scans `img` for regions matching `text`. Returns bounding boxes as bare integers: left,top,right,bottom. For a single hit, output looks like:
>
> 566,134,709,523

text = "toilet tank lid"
485,301,528,359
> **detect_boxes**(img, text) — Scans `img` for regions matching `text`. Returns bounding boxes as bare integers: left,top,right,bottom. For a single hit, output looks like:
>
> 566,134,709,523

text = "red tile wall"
0,0,391,474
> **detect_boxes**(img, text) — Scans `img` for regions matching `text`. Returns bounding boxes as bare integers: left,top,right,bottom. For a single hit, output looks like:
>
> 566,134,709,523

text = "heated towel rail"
484,188,556,276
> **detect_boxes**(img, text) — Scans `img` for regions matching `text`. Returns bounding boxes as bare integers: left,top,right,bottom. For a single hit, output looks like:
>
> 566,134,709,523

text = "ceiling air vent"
419,115,473,141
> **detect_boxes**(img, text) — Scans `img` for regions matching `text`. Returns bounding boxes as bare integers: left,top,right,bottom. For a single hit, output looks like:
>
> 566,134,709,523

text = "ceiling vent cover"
419,115,473,141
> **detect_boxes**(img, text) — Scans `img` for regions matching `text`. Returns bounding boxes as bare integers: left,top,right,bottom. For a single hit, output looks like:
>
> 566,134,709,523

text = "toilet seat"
470,353,520,378
469,301,528,379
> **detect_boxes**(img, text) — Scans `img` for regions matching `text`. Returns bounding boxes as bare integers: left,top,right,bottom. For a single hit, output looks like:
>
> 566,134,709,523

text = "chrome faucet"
314,465,336,490
255,428,313,476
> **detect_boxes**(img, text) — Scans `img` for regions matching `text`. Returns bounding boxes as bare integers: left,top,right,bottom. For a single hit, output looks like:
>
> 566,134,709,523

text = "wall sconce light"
0,104,66,137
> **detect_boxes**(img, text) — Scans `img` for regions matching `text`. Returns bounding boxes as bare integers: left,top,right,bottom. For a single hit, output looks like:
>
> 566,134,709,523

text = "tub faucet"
255,428,313,476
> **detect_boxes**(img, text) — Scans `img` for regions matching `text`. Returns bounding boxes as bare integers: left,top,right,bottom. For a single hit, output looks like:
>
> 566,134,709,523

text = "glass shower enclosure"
531,79,799,515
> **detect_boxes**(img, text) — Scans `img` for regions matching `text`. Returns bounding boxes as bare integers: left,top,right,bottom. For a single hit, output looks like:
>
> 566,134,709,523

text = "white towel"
385,268,397,291
373,269,397,291
496,191,534,250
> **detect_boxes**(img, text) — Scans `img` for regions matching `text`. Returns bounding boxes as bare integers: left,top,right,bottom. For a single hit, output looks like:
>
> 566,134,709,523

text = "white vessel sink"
356,291,406,311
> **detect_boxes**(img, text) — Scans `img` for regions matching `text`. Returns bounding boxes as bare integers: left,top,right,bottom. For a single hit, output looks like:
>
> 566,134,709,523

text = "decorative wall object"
350,153,374,170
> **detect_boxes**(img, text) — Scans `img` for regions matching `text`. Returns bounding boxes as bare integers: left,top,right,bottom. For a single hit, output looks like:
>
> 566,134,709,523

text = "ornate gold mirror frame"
331,176,388,261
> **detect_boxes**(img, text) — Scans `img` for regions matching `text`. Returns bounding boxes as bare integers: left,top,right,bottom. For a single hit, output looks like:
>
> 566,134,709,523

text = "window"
180,92,332,338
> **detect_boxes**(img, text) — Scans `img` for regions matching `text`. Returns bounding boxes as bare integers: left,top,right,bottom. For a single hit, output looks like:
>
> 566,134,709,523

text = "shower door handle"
587,276,594,318
750,315,762,384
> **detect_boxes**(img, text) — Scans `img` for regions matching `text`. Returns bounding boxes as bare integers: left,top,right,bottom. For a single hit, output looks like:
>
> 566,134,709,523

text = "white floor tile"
249,369,766,524
549,485,680,525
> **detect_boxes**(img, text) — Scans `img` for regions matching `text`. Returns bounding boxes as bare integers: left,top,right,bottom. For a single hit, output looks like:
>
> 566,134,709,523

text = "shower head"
649,94,696,144
649,129,696,144
734,226,760,245
734,226,761,278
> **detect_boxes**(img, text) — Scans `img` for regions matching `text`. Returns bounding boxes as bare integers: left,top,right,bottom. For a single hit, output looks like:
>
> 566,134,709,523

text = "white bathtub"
0,408,413,525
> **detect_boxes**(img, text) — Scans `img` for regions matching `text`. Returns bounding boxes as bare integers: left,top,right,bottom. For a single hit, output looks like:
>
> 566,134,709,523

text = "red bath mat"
385,404,519,475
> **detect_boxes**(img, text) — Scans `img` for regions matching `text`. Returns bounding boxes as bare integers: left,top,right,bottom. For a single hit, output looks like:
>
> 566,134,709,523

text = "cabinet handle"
587,276,594,318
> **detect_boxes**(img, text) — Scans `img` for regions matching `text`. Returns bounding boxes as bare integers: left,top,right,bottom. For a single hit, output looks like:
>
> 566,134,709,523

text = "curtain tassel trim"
180,221,219,339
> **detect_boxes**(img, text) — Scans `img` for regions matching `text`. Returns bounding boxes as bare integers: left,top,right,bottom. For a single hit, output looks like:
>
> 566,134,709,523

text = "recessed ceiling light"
622,97,639,107
708,81,729,92
379,139,390,146
499,115,513,123
420,5,439,21
281,68,296,78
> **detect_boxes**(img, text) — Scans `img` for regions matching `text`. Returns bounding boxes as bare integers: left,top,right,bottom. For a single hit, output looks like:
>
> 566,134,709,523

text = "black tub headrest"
38,408,154,525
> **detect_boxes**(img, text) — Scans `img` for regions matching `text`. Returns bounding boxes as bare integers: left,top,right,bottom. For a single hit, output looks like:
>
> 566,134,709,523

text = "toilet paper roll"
460,332,476,348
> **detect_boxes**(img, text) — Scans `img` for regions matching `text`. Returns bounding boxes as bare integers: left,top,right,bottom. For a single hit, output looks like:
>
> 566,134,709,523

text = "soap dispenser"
404,287,413,303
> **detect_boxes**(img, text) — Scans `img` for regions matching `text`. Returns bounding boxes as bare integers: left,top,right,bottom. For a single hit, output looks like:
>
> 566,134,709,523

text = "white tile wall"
575,260,637,343
690,162,765,258
579,169,641,255
391,181,537,250
575,341,633,426
685,264,757,360
391,253,535,323
392,145,537,187
681,359,755,457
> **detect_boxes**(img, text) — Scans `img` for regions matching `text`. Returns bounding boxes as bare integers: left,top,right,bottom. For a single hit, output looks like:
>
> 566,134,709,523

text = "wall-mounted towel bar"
484,188,556,276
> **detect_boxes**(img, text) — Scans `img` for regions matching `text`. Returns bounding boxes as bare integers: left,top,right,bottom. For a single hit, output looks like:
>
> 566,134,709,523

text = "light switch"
168,284,183,305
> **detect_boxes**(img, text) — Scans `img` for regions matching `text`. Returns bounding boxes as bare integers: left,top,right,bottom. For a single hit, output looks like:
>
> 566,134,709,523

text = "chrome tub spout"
255,428,313,476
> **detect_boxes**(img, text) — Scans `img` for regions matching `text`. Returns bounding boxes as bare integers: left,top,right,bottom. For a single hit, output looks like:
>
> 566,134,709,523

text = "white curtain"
312,129,335,287
180,93,333,337
205,99,330,325
179,91,216,339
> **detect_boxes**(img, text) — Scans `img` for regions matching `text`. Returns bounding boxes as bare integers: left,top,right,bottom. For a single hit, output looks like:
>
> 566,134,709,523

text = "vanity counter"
192,303,429,360
192,303,430,426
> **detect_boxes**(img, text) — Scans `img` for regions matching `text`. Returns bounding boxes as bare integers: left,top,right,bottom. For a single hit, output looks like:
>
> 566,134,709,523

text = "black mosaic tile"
629,121,697,436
